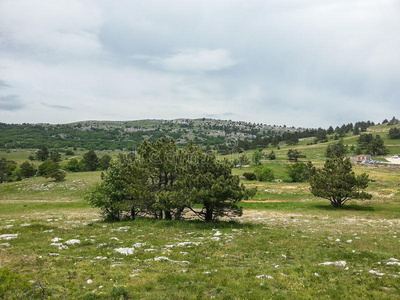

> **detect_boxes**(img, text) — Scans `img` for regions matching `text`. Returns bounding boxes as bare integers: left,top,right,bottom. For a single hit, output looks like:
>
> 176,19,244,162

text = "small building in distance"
350,155,372,163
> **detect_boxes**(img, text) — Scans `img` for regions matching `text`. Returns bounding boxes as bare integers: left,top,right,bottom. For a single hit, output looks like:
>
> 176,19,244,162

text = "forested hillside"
0,118,375,151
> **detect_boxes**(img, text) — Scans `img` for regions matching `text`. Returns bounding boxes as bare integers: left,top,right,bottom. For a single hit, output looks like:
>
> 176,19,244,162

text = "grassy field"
1,125,400,299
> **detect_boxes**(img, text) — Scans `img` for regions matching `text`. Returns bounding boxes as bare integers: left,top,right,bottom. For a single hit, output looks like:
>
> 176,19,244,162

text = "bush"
243,172,257,180
110,286,129,299
286,163,307,182
254,166,275,182
0,268,47,299
38,160,66,181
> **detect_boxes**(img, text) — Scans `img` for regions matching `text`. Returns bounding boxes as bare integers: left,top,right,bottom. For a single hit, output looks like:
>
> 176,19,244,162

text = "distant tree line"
0,148,112,184
2,117,396,153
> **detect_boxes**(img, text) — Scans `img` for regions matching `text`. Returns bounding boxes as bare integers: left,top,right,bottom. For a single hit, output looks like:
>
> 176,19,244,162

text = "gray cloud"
41,102,72,110
134,49,238,72
0,1,399,127
0,80,10,89
0,95,26,111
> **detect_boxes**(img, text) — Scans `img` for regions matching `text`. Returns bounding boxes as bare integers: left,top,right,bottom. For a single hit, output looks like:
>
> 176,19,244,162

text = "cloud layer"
0,0,399,127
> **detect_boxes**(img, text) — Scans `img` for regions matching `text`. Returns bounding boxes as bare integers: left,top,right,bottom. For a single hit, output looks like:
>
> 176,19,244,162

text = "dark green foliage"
243,172,257,180
287,149,305,162
38,160,66,181
325,141,347,158
182,145,256,222
314,128,328,142
49,151,62,162
251,150,262,165
99,154,112,170
65,149,75,155
87,153,151,221
310,157,372,208
388,127,400,139
387,116,399,125
64,158,81,172
20,161,37,178
0,158,9,183
357,134,388,156
267,150,276,160
0,158,18,183
286,162,308,182
238,154,250,167
109,286,129,299
83,150,99,171
35,146,49,161
254,166,275,182
87,137,255,222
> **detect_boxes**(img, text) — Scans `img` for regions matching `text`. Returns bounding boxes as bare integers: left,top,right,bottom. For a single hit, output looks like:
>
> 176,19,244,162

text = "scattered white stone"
210,237,221,241
65,239,81,245
319,261,347,267
149,256,190,264
335,239,341,242
133,242,146,248
49,253,59,256
386,261,400,266
95,256,108,260
214,231,223,237
0,234,18,240
86,279,93,284
99,286,103,289
314,273,320,277
281,254,287,258
50,243,68,250
176,242,201,247
256,275,273,279
110,237,119,241
97,243,107,248
388,258,399,262
346,240,353,243
43,230,53,233
51,237,63,242
21,223,31,227
144,248,156,252
180,269,188,273
0,243,11,247
369,270,385,276
203,271,211,274
116,226,130,231
114,248,134,255
4,225,14,229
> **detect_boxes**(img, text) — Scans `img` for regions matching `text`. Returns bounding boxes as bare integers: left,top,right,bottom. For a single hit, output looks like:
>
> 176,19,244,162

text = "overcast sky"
0,0,399,128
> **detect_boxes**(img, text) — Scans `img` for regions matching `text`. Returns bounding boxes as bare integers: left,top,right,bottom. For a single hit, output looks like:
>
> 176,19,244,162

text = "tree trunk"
130,207,136,220
331,199,343,208
205,208,214,222
164,210,172,220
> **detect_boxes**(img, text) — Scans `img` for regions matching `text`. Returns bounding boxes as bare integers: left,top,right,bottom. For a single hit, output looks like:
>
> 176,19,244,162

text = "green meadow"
1,125,400,299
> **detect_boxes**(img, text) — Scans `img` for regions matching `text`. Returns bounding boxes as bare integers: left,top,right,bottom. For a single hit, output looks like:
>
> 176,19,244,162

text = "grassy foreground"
1,173,400,299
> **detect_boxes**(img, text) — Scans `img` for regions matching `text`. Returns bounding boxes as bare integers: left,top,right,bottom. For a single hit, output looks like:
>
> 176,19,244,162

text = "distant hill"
0,118,309,151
